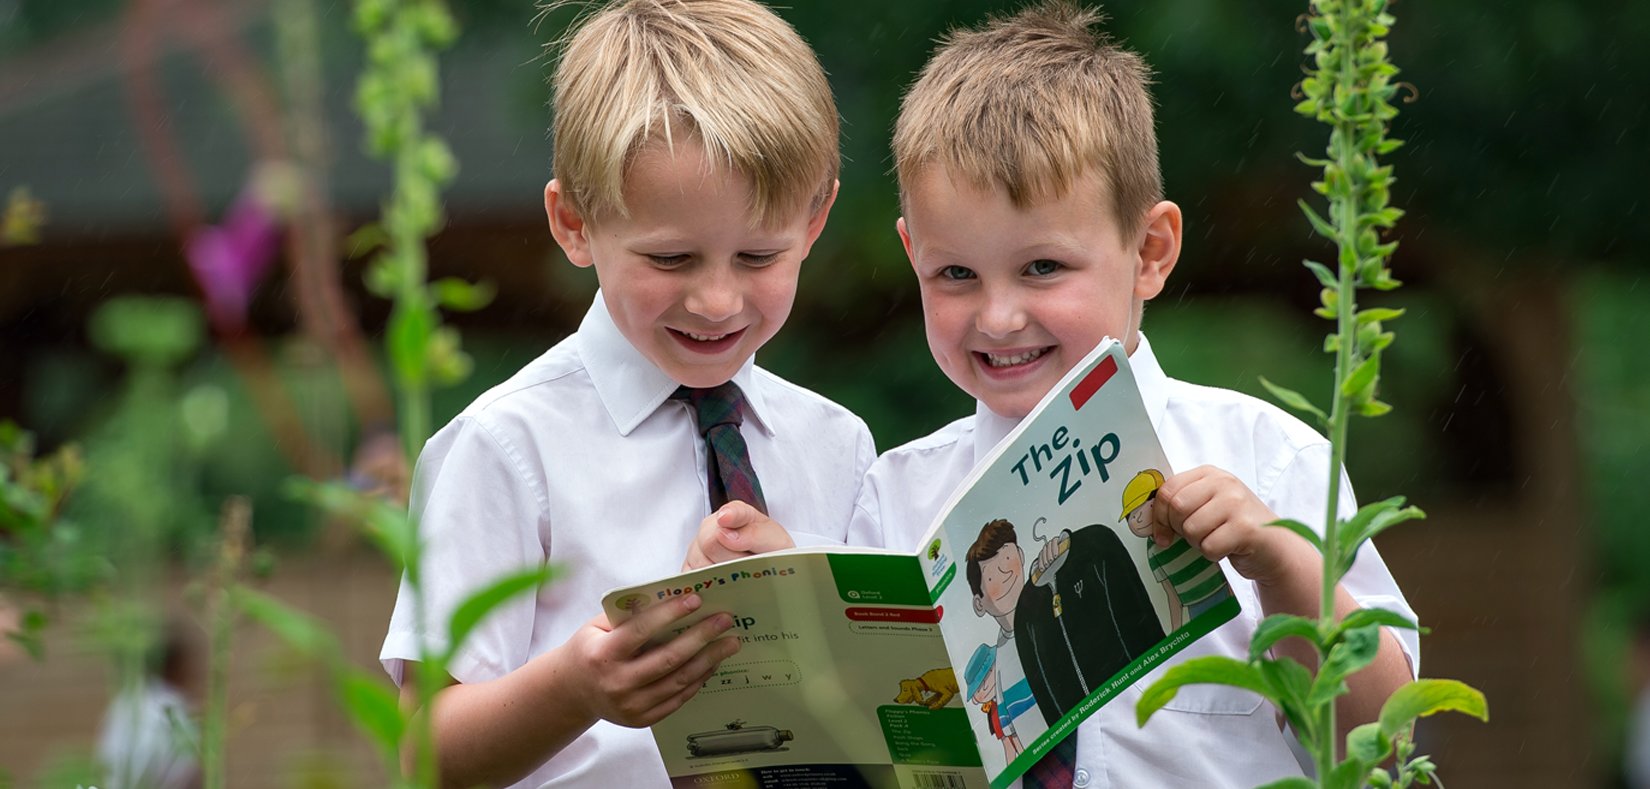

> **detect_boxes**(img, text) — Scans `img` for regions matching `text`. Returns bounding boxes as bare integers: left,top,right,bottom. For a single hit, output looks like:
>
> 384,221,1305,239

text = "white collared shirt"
381,294,875,788
848,334,1420,789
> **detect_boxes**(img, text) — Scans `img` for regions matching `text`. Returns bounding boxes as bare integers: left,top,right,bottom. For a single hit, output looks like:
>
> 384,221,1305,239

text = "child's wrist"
1248,526,1323,590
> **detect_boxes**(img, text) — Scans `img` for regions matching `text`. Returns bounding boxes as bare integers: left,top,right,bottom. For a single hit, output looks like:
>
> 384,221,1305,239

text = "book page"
604,548,991,788
915,338,1241,788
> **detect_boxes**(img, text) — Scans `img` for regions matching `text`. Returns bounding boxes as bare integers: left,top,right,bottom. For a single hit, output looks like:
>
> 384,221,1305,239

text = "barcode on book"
910,772,966,789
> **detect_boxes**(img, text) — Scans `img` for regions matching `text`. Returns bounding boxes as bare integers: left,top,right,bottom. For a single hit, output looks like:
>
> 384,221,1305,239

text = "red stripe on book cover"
1069,354,1119,410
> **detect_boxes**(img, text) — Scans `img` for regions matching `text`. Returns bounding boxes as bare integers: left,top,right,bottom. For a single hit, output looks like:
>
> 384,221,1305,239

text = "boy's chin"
977,396,1036,421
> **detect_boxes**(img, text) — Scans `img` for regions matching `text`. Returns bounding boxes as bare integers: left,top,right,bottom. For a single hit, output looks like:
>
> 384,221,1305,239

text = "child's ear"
545,179,594,268
896,217,916,267
801,179,840,250
1133,200,1183,300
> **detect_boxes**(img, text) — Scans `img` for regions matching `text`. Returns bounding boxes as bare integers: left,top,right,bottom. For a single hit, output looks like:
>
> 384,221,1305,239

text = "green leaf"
1324,756,1373,789
235,587,341,664
1268,518,1324,554
1347,722,1392,765
1334,607,1420,643
1258,657,1317,739
1335,498,1425,576
1136,656,1270,726
1259,378,1327,426
427,326,474,388
1341,354,1380,400
339,669,406,755
387,303,434,387
431,278,496,313
345,223,390,258
283,478,416,571
1248,614,1323,661
1310,624,1382,707
447,565,558,657
1379,679,1489,739
1356,399,1393,418
1357,307,1405,325
1298,199,1339,241
1302,259,1338,288
1254,780,1317,789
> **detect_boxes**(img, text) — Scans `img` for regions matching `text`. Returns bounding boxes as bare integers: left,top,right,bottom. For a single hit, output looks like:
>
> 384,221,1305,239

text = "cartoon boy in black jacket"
1013,522,1165,723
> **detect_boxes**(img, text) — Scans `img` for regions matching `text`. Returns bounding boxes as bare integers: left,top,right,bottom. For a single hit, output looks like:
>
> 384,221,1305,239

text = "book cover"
603,338,1238,789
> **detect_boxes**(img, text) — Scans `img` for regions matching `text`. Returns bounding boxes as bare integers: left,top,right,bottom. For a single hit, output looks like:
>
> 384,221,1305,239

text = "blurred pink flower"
186,183,283,333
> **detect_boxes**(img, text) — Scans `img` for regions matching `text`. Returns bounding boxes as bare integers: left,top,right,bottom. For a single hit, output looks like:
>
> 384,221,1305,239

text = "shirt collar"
970,332,1169,463
575,292,772,437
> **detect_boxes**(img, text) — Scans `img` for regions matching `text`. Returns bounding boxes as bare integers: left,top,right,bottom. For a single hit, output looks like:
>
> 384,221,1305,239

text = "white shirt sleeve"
381,415,550,686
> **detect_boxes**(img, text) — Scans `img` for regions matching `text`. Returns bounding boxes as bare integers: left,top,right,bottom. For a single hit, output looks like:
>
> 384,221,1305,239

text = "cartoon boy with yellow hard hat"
1121,469,1231,630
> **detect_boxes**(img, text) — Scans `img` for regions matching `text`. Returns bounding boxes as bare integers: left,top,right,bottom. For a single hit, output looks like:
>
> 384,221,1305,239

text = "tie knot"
674,383,745,434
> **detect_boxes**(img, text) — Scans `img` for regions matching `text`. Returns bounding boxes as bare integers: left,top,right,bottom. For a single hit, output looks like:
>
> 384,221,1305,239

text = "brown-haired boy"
379,1,872,785
850,2,1419,785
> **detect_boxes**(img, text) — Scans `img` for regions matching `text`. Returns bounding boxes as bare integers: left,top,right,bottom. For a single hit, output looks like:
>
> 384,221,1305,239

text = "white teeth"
683,331,729,342
984,348,1047,368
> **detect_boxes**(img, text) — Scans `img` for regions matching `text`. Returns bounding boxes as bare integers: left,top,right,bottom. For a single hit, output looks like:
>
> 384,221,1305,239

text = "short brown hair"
548,0,839,226
892,1,1161,236
966,519,1019,596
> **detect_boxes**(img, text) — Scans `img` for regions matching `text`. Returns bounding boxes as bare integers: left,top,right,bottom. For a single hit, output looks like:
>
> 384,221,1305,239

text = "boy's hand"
561,593,740,728
1150,465,1317,587
681,501,795,571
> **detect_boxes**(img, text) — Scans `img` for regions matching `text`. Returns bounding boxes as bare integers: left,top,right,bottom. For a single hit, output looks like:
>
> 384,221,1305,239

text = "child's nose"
976,289,1028,338
685,266,743,322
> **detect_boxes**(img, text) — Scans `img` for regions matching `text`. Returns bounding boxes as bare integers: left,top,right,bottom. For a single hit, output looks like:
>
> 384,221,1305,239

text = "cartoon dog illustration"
894,667,959,709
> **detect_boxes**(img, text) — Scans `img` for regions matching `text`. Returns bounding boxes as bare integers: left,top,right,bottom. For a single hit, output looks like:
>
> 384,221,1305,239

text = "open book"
602,338,1239,789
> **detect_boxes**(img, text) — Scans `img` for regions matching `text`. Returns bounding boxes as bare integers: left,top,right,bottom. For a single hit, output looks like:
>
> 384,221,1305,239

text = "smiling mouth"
669,327,745,352
979,347,1051,368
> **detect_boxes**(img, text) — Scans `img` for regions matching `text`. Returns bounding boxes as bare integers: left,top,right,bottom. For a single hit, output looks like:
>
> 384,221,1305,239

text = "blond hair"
548,0,838,226
892,1,1161,236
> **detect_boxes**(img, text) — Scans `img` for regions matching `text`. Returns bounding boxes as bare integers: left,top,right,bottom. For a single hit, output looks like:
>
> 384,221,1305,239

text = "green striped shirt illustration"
1146,538,1225,606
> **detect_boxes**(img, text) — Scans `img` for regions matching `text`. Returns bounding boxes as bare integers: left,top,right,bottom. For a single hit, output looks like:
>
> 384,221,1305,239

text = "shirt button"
1073,768,1091,787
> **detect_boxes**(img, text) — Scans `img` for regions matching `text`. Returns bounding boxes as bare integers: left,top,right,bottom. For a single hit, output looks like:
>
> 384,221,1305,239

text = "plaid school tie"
675,383,767,515
1023,734,1078,788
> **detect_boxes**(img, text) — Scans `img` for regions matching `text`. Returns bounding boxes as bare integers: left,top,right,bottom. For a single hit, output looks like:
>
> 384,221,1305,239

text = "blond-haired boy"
379,1,872,785
852,2,1419,785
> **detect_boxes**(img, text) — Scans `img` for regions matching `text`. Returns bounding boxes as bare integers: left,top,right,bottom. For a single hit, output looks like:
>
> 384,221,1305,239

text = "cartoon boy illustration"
1122,469,1232,630
979,516,1162,723
964,522,1040,732
964,643,1024,762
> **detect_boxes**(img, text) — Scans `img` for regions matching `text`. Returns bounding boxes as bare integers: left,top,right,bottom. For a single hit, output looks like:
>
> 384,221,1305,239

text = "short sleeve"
380,415,550,686
1264,442,1421,678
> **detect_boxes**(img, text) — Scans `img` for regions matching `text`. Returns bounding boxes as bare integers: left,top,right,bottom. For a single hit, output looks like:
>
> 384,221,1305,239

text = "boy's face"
973,543,1025,620
547,139,836,388
971,663,998,703
1125,502,1154,537
898,168,1180,419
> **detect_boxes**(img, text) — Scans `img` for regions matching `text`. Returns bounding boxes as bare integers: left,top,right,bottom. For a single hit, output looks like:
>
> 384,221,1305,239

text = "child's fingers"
682,539,713,571
605,592,710,658
714,508,794,555
713,501,766,531
699,528,749,566
1149,496,1179,547
637,653,729,725
631,610,738,685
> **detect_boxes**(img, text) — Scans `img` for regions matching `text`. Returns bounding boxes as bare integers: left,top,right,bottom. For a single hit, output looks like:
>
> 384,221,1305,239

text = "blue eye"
940,265,976,281
1026,259,1062,277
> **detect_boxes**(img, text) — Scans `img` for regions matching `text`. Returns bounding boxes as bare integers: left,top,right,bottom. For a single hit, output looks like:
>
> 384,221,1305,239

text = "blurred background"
0,0,1645,786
